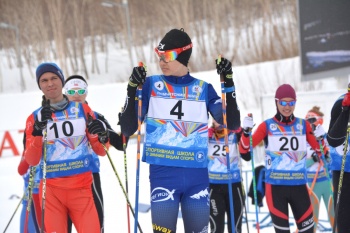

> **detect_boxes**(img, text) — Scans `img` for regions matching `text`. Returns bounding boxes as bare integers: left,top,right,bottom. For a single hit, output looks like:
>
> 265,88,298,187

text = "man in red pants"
24,62,108,232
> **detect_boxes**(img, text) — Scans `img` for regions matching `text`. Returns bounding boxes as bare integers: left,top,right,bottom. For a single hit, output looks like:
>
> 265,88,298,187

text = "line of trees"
0,0,299,82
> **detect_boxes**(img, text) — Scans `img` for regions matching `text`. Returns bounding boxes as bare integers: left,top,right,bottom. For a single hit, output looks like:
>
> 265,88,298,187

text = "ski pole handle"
217,55,222,64
137,61,146,89
217,55,225,82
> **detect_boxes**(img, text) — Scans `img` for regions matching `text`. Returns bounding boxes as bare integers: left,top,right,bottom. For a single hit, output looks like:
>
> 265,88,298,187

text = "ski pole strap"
221,86,235,93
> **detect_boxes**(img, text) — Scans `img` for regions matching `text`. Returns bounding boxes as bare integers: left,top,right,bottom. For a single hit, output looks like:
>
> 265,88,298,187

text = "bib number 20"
280,136,299,151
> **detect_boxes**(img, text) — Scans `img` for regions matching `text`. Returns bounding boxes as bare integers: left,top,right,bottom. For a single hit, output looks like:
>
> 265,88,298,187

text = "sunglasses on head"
275,99,296,107
306,116,322,123
154,43,193,63
66,89,87,96
306,117,317,124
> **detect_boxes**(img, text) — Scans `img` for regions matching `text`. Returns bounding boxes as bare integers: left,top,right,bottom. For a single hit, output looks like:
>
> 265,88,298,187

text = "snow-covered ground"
0,55,341,232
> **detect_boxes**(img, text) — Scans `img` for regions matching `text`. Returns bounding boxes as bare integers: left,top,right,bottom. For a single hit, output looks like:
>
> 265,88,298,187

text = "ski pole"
3,195,24,232
318,140,335,229
248,113,260,233
333,125,350,233
41,126,47,233
40,97,50,233
318,140,333,195
100,144,143,233
86,114,143,232
134,61,146,233
123,133,131,233
237,145,250,233
217,55,235,233
308,160,322,194
24,166,36,233
243,189,250,233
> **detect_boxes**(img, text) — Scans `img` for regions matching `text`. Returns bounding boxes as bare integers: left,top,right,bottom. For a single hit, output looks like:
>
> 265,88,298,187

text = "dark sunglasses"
306,117,323,124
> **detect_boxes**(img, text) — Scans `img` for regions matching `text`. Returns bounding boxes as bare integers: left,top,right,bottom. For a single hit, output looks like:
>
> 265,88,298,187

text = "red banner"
0,129,24,157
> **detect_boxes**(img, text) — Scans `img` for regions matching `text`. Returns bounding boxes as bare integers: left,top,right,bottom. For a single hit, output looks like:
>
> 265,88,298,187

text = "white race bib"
46,118,86,140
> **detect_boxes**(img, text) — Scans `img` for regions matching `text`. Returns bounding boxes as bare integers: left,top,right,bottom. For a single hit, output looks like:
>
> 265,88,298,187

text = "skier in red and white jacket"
24,62,107,232
239,84,325,233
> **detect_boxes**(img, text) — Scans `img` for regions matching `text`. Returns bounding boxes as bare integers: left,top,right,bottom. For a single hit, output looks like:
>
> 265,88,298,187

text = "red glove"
342,92,350,107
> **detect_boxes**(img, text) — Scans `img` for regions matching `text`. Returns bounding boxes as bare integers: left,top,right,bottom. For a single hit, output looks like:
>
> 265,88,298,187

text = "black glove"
109,131,127,151
311,152,320,163
32,97,52,136
324,151,331,163
128,66,146,88
87,119,109,144
215,57,233,87
325,151,330,159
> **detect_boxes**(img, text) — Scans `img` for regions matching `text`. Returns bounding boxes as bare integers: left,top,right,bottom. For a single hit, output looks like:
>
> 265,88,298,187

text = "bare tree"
0,0,300,86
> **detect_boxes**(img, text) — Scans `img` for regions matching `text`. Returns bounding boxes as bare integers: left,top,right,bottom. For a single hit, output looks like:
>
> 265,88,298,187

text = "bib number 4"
170,100,184,120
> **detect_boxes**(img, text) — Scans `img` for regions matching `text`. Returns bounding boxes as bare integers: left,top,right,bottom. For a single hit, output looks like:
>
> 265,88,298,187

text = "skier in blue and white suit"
119,28,241,233
208,119,250,233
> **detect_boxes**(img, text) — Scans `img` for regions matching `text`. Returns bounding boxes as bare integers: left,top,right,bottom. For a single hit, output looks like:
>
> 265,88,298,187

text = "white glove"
243,115,254,132
313,124,326,138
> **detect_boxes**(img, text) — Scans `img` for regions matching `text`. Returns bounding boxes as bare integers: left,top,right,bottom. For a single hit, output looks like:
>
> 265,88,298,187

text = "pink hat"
275,84,296,100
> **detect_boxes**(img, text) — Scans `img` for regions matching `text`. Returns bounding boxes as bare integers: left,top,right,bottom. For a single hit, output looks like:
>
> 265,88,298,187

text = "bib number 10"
46,118,86,140
50,121,73,138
